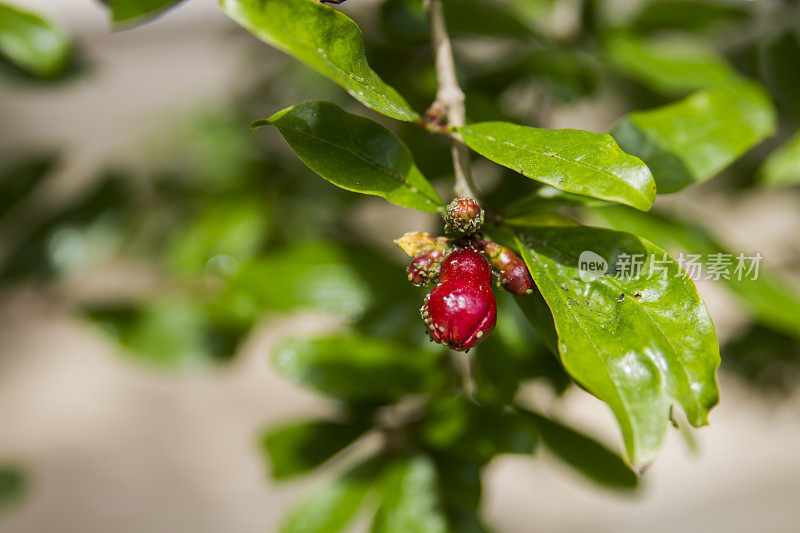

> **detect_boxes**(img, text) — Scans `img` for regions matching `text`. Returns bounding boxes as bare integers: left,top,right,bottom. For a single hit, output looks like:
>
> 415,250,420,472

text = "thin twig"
424,0,478,200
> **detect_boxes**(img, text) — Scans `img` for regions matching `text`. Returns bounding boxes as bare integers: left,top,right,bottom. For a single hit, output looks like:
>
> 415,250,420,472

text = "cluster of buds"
394,198,534,351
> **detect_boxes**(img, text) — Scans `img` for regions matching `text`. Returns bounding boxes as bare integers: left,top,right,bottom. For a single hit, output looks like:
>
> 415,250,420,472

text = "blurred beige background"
2,1,800,532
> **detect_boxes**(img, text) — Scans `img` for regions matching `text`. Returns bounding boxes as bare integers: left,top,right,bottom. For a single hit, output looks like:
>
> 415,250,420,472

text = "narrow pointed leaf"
759,130,800,186
220,0,418,121
281,456,382,533
458,122,656,211
263,419,367,479
257,101,444,213
611,85,776,193
0,2,71,77
371,455,447,533
513,226,720,469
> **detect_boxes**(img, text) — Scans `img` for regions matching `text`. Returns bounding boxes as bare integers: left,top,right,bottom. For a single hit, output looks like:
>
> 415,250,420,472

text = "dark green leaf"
0,151,58,218
281,456,382,533
611,85,776,193
0,2,71,77
100,0,184,29
421,396,537,465
723,325,800,396
272,335,447,403
458,122,656,211
263,419,367,479
759,130,800,186
513,226,720,469
257,101,443,213
590,206,800,340
630,0,751,33
520,408,638,490
220,0,418,121
605,34,740,95
761,29,800,120
371,455,447,533
0,466,24,511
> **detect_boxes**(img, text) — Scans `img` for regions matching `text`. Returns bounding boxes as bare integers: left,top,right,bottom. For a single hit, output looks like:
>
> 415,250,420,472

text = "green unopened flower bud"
444,198,484,236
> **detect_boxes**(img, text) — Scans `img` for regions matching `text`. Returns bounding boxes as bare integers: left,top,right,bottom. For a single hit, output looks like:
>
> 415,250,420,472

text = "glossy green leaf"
458,122,656,211
371,455,447,533
520,408,638,489
591,206,800,340
273,335,447,403
263,420,367,479
759,130,800,186
421,396,537,465
256,101,443,213
605,34,740,95
513,226,720,469
0,2,71,77
0,466,24,511
220,0,417,121
611,85,776,193
630,0,750,33
281,456,382,533
100,0,184,28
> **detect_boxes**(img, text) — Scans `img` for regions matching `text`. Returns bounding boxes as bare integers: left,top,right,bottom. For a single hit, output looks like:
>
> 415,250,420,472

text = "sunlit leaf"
611,85,776,193
759,130,800,186
256,101,443,213
281,456,382,533
0,2,71,77
220,0,418,121
605,34,740,95
371,455,447,533
100,0,185,29
590,206,800,341
459,122,655,210
513,226,720,469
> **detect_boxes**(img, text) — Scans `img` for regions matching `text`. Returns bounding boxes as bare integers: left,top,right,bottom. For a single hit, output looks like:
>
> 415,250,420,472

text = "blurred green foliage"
3,0,800,529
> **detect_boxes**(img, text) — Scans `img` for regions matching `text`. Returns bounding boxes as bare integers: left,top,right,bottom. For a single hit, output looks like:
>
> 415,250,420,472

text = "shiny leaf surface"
611,85,776,193
256,101,443,213
220,0,417,121
513,226,720,469
592,206,800,340
458,122,655,211
0,2,70,77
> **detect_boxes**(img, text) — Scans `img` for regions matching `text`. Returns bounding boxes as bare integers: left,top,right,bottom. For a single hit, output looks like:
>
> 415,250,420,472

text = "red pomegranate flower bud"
421,279,496,351
483,242,534,295
440,247,493,286
444,198,484,236
407,248,445,286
